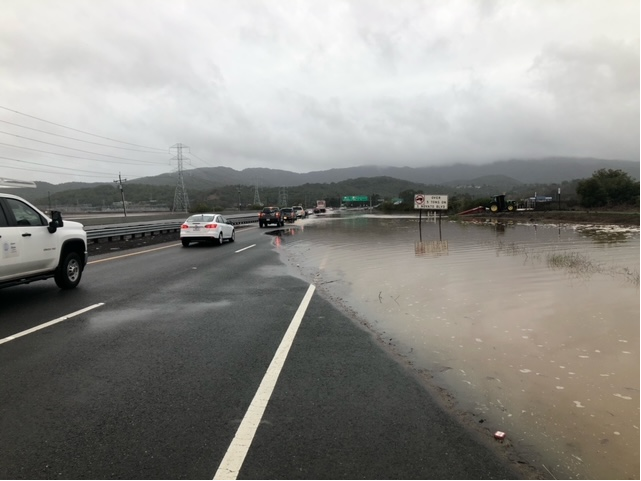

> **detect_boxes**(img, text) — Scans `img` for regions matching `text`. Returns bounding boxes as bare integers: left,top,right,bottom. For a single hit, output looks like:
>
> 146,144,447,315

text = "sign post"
414,194,448,241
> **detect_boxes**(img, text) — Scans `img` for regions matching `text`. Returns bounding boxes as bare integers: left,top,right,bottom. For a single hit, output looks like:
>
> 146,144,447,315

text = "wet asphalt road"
0,226,531,479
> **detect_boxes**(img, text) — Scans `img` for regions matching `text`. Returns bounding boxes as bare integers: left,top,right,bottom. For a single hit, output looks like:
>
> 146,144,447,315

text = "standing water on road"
277,213,639,480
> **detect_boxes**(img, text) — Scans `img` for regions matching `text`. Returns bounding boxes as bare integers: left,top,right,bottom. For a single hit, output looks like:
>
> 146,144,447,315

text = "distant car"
258,206,284,228
292,205,305,218
180,213,235,247
305,208,314,216
280,207,296,223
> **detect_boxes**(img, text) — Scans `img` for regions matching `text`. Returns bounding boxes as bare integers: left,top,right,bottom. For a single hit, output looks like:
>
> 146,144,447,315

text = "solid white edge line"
213,284,316,480
235,244,256,253
0,303,105,345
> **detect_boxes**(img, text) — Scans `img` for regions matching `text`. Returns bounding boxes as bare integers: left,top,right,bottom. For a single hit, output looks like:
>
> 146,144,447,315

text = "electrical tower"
278,187,288,206
170,143,190,212
253,185,262,206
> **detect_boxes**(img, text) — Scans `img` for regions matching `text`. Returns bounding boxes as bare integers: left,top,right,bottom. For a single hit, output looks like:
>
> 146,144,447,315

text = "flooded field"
276,212,639,480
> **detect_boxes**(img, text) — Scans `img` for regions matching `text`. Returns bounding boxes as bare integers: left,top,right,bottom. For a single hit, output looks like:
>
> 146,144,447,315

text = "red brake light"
205,223,218,229
181,224,188,229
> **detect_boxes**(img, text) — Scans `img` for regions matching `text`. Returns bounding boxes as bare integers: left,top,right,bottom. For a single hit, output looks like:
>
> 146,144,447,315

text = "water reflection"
278,213,640,480
414,240,449,257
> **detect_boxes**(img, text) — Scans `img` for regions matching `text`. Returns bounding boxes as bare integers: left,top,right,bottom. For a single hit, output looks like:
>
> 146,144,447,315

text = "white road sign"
414,194,448,210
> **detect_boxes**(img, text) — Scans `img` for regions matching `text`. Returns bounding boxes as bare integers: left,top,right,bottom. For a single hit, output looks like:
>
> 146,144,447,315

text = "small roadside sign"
415,194,448,210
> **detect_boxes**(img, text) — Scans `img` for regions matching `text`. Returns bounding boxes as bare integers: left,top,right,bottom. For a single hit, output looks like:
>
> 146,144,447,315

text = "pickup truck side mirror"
48,211,64,233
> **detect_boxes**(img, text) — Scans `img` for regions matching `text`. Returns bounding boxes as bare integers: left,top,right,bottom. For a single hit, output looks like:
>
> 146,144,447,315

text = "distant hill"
151,156,639,188
7,157,638,201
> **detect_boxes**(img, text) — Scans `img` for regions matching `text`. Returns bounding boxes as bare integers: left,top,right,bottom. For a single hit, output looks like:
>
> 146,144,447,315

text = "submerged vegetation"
546,252,601,276
490,239,640,286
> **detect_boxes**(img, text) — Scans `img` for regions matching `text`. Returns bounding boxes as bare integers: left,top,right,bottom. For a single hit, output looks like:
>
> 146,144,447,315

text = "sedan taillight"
181,224,189,229
204,223,218,229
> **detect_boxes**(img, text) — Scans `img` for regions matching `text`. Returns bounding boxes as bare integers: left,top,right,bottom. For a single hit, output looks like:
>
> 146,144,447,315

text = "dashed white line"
213,284,316,480
0,303,105,345
235,244,256,253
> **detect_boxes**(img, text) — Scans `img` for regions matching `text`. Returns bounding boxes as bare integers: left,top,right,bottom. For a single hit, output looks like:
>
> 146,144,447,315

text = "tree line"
35,169,638,213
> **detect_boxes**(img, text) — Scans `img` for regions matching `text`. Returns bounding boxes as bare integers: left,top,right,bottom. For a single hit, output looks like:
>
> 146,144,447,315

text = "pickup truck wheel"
54,252,82,289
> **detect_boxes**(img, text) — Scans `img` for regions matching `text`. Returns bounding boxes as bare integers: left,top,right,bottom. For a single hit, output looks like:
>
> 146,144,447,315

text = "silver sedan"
180,214,235,247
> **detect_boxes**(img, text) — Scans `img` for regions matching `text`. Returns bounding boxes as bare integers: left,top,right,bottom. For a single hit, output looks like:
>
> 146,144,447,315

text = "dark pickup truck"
258,206,284,227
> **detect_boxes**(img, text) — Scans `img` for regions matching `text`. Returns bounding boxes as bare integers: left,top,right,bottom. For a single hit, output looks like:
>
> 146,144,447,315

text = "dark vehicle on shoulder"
258,206,284,228
280,207,296,223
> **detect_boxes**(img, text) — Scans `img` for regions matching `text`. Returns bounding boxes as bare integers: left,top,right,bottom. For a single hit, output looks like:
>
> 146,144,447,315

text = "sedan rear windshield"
187,214,215,222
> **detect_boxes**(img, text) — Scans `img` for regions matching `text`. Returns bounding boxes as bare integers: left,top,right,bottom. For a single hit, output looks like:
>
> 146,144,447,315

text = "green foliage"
191,203,211,213
576,169,639,208
25,169,638,212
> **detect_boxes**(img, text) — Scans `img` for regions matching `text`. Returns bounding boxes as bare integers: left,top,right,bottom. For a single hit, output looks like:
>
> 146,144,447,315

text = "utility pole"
113,173,127,217
170,143,190,213
237,186,241,211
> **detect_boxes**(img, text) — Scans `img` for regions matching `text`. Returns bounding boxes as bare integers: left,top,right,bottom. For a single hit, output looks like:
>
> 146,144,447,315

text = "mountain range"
8,157,640,200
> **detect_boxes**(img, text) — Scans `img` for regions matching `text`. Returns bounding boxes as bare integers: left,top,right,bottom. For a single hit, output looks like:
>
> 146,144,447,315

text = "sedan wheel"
182,239,190,247
230,229,235,242
217,233,223,245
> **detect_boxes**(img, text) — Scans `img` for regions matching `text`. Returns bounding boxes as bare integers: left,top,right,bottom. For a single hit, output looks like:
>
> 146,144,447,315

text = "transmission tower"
278,187,288,206
253,185,262,206
170,143,190,212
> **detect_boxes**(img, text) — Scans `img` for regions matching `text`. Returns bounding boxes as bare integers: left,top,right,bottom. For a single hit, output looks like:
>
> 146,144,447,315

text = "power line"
0,119,167,153
0,155,119,179
189,151,216,168
0,141,165,166
0,105,167,151
0,132,167,164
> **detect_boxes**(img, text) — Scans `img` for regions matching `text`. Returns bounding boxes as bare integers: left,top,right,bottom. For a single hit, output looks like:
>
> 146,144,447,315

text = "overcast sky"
1,0,639,185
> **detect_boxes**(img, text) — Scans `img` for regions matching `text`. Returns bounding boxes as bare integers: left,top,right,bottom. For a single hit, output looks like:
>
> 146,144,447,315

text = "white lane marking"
88,243,180,264
0,303,105,345
235,244,256,253
213,284,316,480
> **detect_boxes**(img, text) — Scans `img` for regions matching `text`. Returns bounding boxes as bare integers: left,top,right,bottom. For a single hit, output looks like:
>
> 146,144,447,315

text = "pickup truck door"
0,204,23,279
0,197,58,278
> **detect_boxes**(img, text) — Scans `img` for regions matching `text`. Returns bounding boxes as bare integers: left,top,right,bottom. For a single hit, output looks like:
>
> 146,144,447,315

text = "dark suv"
258,206,284,228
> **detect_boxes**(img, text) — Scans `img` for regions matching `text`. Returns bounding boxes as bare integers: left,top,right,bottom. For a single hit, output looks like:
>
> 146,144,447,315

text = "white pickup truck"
0,191,88,289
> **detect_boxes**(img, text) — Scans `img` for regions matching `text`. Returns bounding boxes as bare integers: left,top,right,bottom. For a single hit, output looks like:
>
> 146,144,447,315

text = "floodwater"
275,212,640,480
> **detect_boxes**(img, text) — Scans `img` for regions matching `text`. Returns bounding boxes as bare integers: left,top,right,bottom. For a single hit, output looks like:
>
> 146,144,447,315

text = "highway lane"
0,226,527,479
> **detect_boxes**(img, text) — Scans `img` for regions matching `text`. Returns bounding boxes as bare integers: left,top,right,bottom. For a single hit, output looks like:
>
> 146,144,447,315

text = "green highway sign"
342,196,369,202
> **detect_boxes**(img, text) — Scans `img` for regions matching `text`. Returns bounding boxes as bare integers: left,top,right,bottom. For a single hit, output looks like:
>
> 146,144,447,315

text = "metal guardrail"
84,214,258,243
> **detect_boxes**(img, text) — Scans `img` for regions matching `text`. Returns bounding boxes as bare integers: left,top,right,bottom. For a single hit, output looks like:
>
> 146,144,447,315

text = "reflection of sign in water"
415,240,449,256
415,194,448,210
342,196,369,202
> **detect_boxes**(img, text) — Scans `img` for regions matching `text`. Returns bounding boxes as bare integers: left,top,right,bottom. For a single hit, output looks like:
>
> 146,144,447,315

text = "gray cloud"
0,0,638,183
